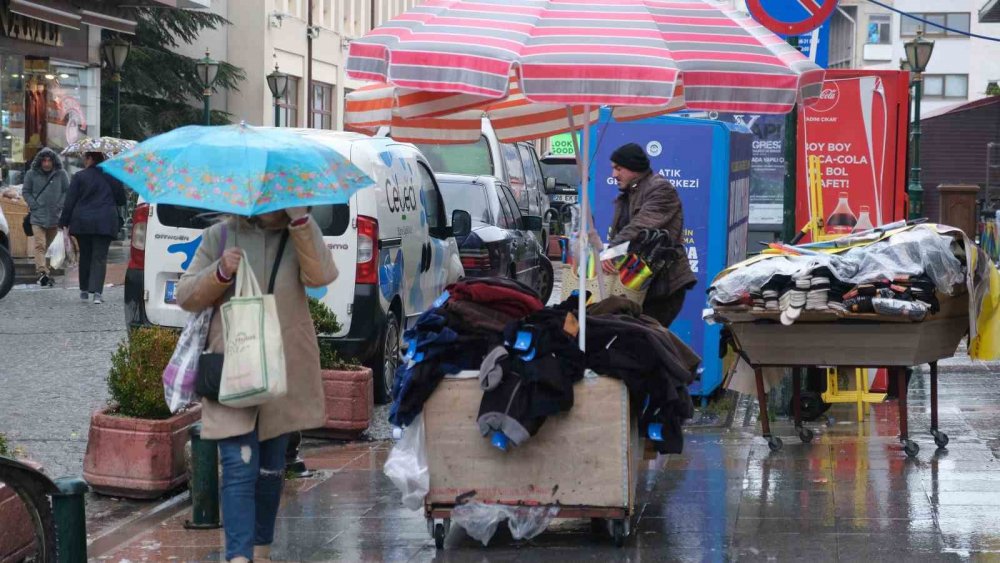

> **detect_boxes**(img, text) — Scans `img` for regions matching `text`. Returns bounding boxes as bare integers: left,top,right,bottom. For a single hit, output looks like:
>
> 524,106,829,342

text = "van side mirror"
452,210,472,238
520,215,543,232
544,177,557,192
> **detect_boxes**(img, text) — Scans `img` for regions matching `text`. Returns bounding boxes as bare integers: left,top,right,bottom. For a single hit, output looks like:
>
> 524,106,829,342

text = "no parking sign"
747,0,838,35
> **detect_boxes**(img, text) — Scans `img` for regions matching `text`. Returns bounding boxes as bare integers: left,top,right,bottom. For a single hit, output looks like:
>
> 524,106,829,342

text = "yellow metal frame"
821,368,888,422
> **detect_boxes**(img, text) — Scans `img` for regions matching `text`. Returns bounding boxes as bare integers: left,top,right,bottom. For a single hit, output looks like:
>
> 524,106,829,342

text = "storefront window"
1,55,26,182
0,55,98,182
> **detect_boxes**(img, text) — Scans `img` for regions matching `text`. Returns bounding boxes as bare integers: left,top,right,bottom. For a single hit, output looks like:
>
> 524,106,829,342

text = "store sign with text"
0,6,62,47
796,71,910,240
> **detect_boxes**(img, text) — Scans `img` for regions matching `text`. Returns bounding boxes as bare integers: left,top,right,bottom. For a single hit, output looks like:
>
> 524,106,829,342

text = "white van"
382,118,554,249
124,131,466,403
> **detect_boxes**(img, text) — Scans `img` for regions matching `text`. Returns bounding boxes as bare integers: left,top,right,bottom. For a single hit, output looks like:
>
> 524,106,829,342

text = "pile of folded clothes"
389,278,543,427
713,226,965,325
740,271,941,324
389,280,704,454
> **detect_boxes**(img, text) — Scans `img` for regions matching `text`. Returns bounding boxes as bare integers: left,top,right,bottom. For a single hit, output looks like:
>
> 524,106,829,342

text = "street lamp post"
195,49,220,126
101,37,130,138
266,61,289,127
904,30,935,219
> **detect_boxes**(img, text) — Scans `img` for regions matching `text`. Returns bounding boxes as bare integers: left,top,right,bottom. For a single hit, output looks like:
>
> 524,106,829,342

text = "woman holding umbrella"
177,207,337,563
100,124,371,563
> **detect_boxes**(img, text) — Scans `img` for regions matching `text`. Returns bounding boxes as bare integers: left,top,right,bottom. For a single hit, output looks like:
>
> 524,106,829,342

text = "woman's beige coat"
177,216,337,441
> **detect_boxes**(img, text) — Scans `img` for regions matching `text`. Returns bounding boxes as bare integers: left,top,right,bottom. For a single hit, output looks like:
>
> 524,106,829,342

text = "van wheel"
373,313,401,405
538,257,554,305
0,244,14,300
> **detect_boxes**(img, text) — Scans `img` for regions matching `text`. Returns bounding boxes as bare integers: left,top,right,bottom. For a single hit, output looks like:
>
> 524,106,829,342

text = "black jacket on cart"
583,314,697,454
477,310,586,446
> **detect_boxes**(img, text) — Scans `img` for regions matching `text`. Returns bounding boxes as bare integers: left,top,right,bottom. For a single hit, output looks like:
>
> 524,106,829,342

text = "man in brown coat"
604,143,697,328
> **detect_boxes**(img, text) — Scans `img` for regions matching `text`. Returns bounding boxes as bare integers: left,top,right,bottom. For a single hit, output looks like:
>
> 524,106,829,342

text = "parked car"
437,174,553,303
125,131,467,403
0,204,12,299
540,154,580,209
385,117,554,248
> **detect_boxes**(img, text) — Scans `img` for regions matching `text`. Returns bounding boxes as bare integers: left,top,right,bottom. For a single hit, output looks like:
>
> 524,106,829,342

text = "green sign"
548,132,579,157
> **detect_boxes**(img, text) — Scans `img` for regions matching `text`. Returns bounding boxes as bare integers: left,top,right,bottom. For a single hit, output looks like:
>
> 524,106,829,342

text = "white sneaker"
92,294,103,305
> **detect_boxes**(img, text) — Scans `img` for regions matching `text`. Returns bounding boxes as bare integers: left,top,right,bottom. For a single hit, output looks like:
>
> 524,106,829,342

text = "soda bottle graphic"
853,205,875,233
826,192,858,235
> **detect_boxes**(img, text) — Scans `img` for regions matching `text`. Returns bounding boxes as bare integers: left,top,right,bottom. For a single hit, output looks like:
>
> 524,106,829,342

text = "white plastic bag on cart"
384,414,428,511
452,502,560,546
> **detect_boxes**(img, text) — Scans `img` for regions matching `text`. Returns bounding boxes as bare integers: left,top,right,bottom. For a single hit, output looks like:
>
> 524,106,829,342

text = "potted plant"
306,299,374,440
83,327,201,499
0,433,38,561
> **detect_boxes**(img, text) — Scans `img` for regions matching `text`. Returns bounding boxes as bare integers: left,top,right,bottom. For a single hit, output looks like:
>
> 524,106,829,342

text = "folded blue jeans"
218,428,289,561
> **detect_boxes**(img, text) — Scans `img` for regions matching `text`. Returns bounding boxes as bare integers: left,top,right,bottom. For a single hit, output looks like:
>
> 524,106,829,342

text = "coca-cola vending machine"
796,70,911,240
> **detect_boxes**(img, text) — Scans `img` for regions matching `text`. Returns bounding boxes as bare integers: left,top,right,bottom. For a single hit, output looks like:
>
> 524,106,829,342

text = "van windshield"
415,137,493,176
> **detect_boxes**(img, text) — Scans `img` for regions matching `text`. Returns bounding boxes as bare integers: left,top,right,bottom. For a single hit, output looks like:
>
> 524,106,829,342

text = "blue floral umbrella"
99,124,374,216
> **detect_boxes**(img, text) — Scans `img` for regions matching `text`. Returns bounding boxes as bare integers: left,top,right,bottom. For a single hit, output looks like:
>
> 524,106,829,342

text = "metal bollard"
184,422,221,529
52,476,88,563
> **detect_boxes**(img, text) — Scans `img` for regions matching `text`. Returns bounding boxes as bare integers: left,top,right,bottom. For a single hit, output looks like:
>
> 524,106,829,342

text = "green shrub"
108,327,179,420
0,433,10,457
309,298,361,371
309,298,342,335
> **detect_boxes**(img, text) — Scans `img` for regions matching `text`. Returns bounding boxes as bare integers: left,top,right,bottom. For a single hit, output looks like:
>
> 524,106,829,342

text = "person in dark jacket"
59,152,127,304
603,143,697,328
22,147,70,286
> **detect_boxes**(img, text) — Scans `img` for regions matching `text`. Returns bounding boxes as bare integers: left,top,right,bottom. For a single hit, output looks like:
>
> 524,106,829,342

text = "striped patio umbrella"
344,75,686,144
345,0,826,349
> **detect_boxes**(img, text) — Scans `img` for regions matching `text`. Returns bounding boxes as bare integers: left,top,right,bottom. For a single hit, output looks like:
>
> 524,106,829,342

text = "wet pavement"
89,351,1000,561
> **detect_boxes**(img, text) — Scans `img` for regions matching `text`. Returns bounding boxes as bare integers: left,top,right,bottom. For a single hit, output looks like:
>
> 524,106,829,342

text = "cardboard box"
423,376,638,512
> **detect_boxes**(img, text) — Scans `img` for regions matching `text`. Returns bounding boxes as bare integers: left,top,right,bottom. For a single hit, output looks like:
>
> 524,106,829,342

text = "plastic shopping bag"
46,233,66,270
219,253,287,408
383,415,428,511
162,308,212,413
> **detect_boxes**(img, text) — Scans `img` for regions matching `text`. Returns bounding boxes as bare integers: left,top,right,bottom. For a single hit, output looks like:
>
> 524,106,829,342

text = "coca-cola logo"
810,81,841,113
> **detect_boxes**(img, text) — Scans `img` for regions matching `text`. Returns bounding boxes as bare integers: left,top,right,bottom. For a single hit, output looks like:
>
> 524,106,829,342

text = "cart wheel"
903,440,920,458
798,427,815,444
611,519,627,548
767,436,783,452
434,522,447,550
933,431,949,449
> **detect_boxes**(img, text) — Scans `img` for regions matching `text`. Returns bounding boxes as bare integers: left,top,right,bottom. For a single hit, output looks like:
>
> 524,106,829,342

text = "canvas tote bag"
218,249,287,407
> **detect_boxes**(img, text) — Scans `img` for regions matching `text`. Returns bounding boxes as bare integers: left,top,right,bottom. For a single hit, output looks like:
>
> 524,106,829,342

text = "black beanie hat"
610,143,651,173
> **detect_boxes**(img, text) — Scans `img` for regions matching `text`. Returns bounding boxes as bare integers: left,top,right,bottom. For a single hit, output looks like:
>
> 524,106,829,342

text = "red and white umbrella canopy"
346,0,825,116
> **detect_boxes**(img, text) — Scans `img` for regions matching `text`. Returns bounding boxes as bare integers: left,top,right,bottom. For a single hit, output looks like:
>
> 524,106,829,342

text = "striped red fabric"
346,0,824,114
343,76,686,144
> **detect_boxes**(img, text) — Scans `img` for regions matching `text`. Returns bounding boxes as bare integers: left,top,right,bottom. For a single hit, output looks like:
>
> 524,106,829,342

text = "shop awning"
79,10,137,35
981,0,1000,22
9,0,82,29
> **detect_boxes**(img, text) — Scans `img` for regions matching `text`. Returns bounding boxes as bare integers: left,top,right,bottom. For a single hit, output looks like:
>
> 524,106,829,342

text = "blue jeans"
218,429,289,561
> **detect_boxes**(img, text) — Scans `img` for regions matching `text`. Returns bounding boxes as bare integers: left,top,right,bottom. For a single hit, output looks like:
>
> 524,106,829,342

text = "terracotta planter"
83,405,201,499
307,368,374,440
0,459,42,562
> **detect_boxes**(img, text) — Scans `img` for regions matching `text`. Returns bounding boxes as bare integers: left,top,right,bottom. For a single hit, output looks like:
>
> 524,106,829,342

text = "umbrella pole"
565,105,591,352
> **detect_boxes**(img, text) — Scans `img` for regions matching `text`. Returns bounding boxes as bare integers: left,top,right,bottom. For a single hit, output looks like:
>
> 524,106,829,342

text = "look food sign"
747,0,838,35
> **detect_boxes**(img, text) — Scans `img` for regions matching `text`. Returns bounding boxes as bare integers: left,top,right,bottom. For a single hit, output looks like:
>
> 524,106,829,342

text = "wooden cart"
717,291,969,457
421,376,640,548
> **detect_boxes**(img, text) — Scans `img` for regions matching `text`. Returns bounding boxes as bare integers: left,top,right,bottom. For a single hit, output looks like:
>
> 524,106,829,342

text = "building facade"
0,0,202,183
831,0,1000,114
186,0,419,130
